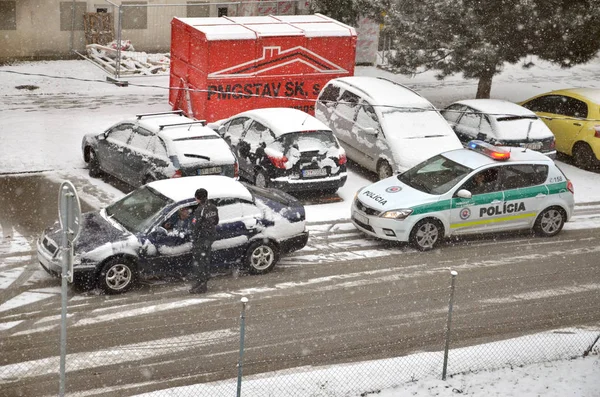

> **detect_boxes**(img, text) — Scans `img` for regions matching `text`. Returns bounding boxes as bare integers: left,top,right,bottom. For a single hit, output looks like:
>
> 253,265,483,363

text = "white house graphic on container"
208,46,349,79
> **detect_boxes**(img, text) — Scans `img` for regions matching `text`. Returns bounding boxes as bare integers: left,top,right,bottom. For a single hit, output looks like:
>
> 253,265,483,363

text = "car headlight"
380,209,413,220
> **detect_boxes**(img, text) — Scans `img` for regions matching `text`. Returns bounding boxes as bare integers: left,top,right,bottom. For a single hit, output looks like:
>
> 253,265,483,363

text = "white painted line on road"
481,283,600,304
0,266,24,289
0,328,237,381
0,291,55,313
0,320,22,331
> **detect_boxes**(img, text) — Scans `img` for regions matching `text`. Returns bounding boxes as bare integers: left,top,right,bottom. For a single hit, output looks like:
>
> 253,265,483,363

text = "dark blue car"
37,176,308,294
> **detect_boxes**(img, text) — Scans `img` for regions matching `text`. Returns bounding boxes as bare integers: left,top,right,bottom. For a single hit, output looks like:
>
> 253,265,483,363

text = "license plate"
353,211,369,225
198,166,222,175
302,168,327,178
521,142,543,150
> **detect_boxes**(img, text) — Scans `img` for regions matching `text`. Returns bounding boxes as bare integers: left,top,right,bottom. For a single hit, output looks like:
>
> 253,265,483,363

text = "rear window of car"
275,130,339,153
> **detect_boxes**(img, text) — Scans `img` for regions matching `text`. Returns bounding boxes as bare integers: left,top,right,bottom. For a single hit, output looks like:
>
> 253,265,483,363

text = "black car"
216,107,347,194
82,111,238,187
37,176,308,294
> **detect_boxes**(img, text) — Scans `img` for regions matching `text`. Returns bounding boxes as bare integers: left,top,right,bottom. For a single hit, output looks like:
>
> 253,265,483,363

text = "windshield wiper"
184,154,210,161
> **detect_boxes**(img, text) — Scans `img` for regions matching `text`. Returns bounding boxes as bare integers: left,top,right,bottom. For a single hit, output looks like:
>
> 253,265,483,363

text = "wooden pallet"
86,44,169,76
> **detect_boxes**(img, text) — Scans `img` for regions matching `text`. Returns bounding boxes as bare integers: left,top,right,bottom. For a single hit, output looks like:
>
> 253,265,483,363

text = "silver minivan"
315,77,462,179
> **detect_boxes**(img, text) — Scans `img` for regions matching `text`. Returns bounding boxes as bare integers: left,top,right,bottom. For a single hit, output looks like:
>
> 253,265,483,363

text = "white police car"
351,141,575,250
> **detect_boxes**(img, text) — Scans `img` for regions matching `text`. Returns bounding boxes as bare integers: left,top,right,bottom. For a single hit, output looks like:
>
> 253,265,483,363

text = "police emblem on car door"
450,167,506,234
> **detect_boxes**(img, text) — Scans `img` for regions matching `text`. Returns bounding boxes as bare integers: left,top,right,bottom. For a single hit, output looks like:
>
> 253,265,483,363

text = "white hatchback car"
351,141,574,250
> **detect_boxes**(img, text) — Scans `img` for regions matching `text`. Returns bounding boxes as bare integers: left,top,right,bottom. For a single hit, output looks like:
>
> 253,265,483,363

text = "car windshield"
398,154,473,194
105,186,173,233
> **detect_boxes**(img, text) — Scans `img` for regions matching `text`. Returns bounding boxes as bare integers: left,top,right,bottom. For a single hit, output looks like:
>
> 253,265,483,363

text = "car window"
149,136,168,158
217,203,244,223
398,154,473,194
480,115,493,137
336,89,360,121
521,95,564,114
460,167,501,195
129,128,153,152
459,108,482,130
441,104,465,124
105,186,172,234
318,84,341,107
356,101,380,132
559,96,588,118
245,121,268,151
500,164,549,190
241,202,262,218
278,130,339,154
224,117,248,145
106,123,134,143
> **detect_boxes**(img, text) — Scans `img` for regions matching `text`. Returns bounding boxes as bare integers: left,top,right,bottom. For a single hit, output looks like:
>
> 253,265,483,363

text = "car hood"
356,177,439,212
45,210,134,255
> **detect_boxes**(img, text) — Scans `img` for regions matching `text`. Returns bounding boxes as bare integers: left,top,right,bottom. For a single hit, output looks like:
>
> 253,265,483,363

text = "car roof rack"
158,120,207,130
136,110,184,120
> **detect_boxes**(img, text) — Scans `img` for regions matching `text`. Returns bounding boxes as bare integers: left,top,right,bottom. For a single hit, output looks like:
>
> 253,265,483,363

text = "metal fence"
2,269,598,397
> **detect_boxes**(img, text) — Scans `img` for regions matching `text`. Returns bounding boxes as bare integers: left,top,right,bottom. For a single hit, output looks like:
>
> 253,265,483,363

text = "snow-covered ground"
1,56,600,396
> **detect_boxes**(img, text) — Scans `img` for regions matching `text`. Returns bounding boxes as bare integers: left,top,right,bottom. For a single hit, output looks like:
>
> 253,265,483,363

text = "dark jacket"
190,201,219,241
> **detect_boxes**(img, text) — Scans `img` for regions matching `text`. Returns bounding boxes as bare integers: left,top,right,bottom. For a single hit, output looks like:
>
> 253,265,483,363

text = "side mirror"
456,189,472,199
364,127,378,136
476,132,487,141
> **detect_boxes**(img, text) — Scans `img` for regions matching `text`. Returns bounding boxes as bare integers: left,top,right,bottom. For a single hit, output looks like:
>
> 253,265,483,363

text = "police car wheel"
255,171,269,188
377,161,393,180
88,149,102,178
534,207,565,237
409,219,443,251
98,257,138,294
245,240,279,275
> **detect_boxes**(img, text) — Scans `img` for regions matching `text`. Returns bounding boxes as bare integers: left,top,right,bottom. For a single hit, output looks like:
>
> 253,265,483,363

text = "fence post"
442,270,458,380
237,297,248,397
116,4,122,79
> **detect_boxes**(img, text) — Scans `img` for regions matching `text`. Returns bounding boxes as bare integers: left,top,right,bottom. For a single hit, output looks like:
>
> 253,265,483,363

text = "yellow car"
520,88,600,169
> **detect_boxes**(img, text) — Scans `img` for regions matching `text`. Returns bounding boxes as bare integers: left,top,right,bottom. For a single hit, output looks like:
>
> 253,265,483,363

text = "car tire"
255,170,269,188
88,149,102,178
98,257,138,294
409,218,443,251
533,207,565,237
377,160,393,180
244,240,279,274
573,143,597,170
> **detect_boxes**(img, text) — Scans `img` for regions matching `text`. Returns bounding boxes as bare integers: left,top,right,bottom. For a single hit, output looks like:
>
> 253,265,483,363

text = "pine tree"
310,0,388,26
383,0,600,98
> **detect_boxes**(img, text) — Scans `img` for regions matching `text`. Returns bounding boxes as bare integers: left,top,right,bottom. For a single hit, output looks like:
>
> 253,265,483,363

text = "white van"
315,77,463,179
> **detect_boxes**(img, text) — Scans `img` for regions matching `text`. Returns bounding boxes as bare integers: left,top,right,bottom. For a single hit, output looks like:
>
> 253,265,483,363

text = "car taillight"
234,161,239,178
567,180,574,194
172,169,183,178
267,153,288,169
594,125,600,138
338,153,347,165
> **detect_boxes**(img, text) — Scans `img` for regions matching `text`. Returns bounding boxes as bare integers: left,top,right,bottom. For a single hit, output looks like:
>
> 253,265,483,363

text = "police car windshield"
105,186,173,233
398,154,473,194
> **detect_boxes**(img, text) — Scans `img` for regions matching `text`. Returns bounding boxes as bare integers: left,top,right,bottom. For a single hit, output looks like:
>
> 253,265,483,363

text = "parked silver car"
441,99,556,158
82,111,238,186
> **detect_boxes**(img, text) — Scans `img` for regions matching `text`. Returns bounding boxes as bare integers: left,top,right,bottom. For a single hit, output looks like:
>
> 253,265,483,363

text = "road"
1,174,599,397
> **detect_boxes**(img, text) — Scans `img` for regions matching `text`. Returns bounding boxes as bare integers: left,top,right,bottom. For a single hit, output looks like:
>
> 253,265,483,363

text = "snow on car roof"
332,77,433,108
443,146,554,169
148,176,252,203
136,114,218,140
455,99,536,118
233,107,332,137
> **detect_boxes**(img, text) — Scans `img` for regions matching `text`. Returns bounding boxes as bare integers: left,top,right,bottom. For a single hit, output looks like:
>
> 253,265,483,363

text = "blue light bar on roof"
467,140,511,161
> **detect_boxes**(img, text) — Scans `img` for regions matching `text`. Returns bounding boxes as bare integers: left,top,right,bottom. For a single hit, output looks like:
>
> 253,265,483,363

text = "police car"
351,141,574,250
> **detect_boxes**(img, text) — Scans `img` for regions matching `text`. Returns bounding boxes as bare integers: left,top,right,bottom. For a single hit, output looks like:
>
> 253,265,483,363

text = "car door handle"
536,193,547,198
573,122,582,126
491,200,502,204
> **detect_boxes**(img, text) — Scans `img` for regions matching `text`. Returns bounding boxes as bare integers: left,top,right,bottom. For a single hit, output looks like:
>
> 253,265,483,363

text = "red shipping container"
170,14,357,122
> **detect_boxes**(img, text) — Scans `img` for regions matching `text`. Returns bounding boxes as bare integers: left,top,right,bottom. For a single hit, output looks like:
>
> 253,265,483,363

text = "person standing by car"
189,188,219,294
